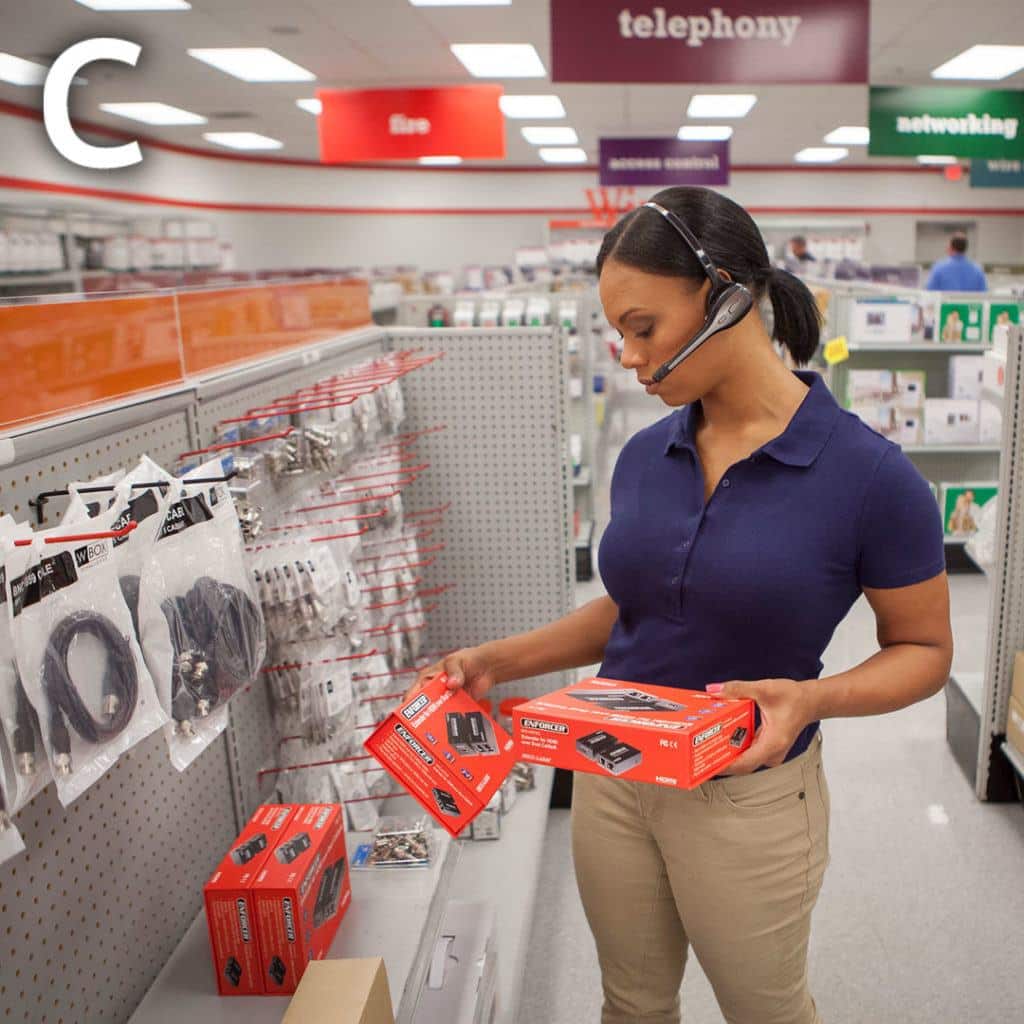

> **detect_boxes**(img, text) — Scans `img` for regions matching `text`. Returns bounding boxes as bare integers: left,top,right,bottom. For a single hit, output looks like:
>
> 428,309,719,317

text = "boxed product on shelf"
940,482,998,539
468,792,502,841
1012,652,1024,708
846,369,893,405
364,675,518,837
893,409,924,446
849,300,914,344
1006,697,1024,760
939,302,983,343
988,302,1020,343
204,804,297,996
924,399,980,445
948,355,986,400
252,803,352,996
894,370,926,409
982,350,1006,397
513,678,754,789
282,957,395,1024
849,402,896,438
980,400,1002,444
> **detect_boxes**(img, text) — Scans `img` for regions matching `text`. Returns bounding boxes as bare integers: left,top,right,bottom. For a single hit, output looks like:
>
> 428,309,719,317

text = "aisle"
521,390,1024,1024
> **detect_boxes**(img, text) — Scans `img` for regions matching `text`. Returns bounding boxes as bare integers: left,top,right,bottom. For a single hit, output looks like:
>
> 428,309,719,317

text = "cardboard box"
1006,696,1024,760
846,369,893,405
850,300,913,344
283,958,395,1024
253,804,352,995
894,370,926,409
948,355,986,400
982,351,1006,398
940,482,998,539
512,679,754,790
204,804,297,995
893,409,924,446
924,399,980,445
1010,652,1024,708
364,676,518,836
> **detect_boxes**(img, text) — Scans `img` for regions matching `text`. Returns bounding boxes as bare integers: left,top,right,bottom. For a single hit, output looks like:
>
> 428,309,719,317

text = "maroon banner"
551,2,869,84
600,138,729,186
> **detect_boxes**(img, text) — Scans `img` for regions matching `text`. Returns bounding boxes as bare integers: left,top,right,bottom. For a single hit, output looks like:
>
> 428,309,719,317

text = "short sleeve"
856,447,946,589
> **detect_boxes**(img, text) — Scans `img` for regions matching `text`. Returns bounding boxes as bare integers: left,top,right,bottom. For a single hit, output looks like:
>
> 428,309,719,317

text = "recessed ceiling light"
419,155,463,165
824,125,869,145
0,53,47,86
203,131,283,151
677,125,733,141
99,102,207,125
74,0,191,8
188,48,315,83
794,147,849,164
499,94,566,119
539,147,587,164
917,155,958,165
932,45,1024,80
296,98,322,115
522,126,578,145
687,94,757,118
450,44,546,78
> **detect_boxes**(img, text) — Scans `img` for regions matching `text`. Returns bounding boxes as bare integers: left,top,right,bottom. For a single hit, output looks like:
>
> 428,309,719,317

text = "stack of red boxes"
204,803,352,996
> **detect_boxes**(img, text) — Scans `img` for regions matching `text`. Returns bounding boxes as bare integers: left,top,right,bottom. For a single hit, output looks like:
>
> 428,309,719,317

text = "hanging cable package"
137,459,267,770
7,529,167,806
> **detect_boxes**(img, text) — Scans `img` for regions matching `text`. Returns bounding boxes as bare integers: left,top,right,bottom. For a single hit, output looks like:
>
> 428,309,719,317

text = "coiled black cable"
41,610,139,774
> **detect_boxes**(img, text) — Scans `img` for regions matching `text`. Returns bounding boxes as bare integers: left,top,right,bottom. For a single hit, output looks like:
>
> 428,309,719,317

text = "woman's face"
599,257,726,407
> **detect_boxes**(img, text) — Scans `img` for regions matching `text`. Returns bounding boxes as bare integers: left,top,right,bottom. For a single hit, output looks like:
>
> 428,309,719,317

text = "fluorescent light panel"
932,45,1024,80
499,94,566,119
522,126,578,145
0,53,47,86
539,147,587,164
188,48,314,83
100,102,206,125
204,131,283,150
419,155,463,165
794,147,849,163
296,98,322,115
75,0,191,8
687,93,757,118
917,155,958,165
450,44,546,78
677,125,733,140
824,125,869,145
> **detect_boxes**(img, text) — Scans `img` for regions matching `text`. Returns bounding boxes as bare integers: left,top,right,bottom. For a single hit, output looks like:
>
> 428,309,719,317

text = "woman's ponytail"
766,267,822,366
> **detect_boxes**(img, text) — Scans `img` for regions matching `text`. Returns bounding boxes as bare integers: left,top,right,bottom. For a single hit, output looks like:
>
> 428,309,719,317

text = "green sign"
971,158,1024,188
939,302,983,343
989,303,1021,341
941,483,998,539
869,87,1024,159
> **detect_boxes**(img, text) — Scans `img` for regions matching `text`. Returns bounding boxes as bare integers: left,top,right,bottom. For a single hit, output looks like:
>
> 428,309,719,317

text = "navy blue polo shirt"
598,370,946,763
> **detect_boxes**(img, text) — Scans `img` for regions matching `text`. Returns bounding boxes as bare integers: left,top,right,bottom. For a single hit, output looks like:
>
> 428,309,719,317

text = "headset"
641,201,754,383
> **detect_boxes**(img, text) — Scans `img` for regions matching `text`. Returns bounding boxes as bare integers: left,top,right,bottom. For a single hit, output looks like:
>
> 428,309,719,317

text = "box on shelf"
204,804,296,996
1007,697,1024,760
982,350,1006,397
980,400,1002,444
948,355,986,400
940,482,998,539
849,402,896,438
845,369,893,405
894,370,926,409
364,675,518,837
253,803,352,996
924,399,980,445
1010,652,1024,708
893,409,924,446
939,301,984,343
849,300,913,344
282,957,395,1024
513,678,754,790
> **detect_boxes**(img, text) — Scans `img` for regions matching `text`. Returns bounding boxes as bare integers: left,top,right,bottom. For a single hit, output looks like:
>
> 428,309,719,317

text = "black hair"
596,186,822,365
950,233,968,254
789,234,808,247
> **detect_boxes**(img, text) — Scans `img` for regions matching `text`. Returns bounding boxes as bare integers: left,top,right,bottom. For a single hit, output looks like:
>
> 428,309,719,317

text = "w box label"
365,676,518,836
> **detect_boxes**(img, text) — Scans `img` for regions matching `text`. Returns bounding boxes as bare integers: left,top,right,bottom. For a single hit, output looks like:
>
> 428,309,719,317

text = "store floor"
520,388,1024,1024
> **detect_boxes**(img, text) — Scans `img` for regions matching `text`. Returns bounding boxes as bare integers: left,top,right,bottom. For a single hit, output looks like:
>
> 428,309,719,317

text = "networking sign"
869,87,1024,160
550,1,870,83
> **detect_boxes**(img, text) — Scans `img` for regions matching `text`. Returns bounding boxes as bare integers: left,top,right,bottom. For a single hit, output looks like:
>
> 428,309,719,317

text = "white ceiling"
1,0,1022,167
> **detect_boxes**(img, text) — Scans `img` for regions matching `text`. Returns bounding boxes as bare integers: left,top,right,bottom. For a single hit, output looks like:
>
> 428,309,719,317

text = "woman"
409,187,953,1024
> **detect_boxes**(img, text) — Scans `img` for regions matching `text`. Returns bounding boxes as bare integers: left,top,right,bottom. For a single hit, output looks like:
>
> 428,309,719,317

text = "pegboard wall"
0,404,241,1024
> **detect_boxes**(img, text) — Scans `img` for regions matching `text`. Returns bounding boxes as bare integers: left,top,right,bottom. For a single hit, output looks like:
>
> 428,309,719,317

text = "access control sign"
869,87,1024,160
550,1,869,83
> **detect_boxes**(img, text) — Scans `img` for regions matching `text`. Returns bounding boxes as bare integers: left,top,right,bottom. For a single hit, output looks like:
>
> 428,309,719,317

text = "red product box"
364,676,518,836
513,678,755,789
252,803,352,996
204,804,297,996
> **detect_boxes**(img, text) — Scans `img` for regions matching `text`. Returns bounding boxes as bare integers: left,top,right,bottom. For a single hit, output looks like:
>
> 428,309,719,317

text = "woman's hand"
402,646,497,703
707,678,816,775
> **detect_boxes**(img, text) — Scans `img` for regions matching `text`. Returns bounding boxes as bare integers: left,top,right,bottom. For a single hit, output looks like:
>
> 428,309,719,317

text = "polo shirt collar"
664,370,840,467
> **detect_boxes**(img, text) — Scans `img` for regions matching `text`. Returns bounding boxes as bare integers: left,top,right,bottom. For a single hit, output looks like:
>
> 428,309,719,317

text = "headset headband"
642,201,726,293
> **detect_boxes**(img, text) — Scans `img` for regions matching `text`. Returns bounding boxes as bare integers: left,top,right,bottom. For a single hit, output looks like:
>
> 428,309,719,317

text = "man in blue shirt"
926,233,988,291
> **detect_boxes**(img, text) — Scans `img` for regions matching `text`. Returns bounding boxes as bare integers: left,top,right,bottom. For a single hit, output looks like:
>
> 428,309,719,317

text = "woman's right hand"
403,646,497,703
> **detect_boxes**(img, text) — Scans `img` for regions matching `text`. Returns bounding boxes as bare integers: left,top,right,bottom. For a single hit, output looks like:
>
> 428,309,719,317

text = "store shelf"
847,343,992,353
129,830,459,1024
1000,742,1024,783
944,537,970,546
574,518,594,548
449,766,554,1024
573,466,592,489
903,444,1001,455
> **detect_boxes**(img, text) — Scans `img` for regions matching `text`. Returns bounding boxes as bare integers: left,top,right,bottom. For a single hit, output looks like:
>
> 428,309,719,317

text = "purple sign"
599,138,729,187
552,1,870,84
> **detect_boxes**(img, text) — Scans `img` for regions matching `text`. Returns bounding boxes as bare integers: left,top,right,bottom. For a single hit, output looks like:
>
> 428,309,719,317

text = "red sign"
317,86,505,163
551,1,870,84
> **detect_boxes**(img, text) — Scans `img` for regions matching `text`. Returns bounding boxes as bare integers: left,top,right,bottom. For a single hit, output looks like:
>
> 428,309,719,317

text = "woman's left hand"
707,678,816,775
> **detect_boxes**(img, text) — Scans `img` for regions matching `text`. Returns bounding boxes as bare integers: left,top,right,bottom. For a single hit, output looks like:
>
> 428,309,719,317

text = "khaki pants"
571,733,829,1024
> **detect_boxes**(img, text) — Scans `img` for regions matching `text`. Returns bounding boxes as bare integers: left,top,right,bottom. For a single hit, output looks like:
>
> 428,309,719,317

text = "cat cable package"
7,528,167,806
